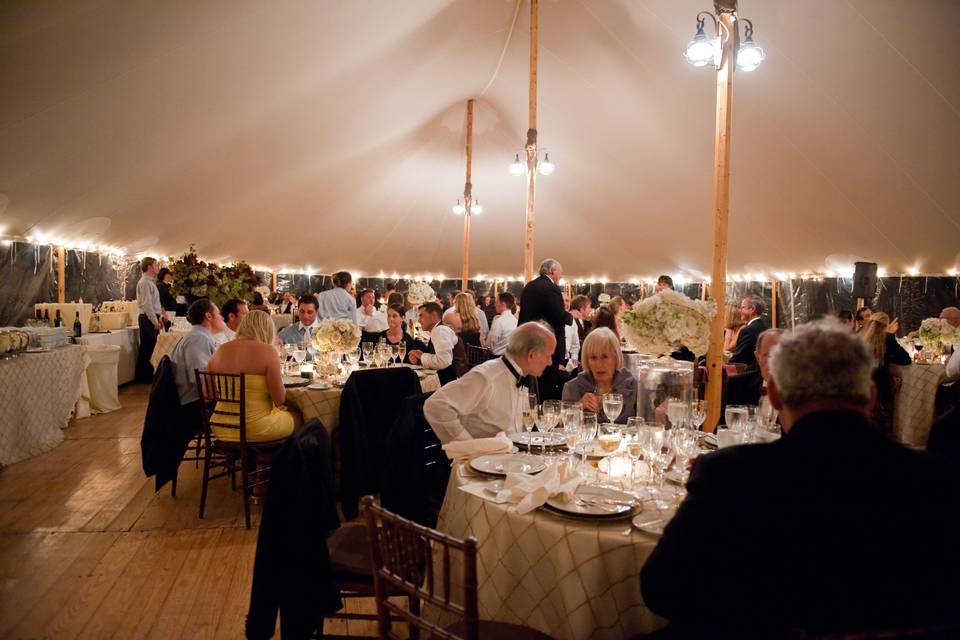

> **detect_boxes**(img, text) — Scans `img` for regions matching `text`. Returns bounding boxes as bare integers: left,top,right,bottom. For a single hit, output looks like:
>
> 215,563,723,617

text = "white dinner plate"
509,431,567,449
282,376,310,387
469,453,546,476
632,509,674,536
307,381,332,390
545,485,637,519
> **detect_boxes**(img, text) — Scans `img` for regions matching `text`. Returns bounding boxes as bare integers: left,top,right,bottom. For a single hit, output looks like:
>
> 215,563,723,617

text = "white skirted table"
76,328,139,385
891,363,948,447
435,464,666,640
0,345,86,465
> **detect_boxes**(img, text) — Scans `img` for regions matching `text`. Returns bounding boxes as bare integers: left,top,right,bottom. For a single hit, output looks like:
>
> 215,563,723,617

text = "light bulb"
509,153,525,176
471,200,482,214
538,153,555,176
684,26,717,67
452,199,465,215
736,38,765,71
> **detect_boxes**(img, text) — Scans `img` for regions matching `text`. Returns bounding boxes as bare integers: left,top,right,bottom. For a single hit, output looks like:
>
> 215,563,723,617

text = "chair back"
361,496,479,640
195,371,247,447
466,344,491,369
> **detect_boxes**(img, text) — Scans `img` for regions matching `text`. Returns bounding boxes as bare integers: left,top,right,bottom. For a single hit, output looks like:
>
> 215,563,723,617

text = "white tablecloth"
100,300,140,327
286,367,440,433
34,303,93,333
891,363,948,447
436,464,665,640
0,345,86,465
149,330,189,369
76,328,139,385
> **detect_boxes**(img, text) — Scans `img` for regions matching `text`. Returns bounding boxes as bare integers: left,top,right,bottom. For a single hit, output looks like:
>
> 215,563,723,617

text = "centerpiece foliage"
622,289,718,356
167,245,261,306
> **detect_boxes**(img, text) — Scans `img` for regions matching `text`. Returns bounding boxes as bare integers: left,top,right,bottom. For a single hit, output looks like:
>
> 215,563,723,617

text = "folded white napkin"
442,432,513,462
495,461,583,515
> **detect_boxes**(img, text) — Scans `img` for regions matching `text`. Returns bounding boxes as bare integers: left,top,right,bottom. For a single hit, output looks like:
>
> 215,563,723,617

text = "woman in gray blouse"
561,327,636,423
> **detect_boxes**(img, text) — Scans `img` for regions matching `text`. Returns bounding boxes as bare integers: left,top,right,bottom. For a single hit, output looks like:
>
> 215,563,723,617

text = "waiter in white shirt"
135,256,167,383
408,302,459,385
356,288,388,333
424,322,556,443
486,292,518,356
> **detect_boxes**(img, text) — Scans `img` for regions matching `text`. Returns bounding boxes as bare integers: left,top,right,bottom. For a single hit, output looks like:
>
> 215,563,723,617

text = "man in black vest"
570,295,592,344
518,258,573,400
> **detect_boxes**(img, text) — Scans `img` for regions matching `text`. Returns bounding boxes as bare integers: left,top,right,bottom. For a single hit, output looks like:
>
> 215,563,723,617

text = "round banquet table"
891,363,948,447
149,329,189,369
435,462,667,640
0,345,86,465
285,367,440,434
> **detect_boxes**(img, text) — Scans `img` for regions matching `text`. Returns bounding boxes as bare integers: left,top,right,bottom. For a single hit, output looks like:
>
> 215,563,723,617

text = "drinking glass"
601,392,624,423
347,347,360,370
625,431,644,490
390,343,400,366
638,424,669,507
666,397,688,429
521,392,538,434
537,400,562,456
672,429,700,484
725,405,749,432
397,342,407,364
581,411,598,439
283,343,295,361
361,341,374,365
690,399,706,430
597,424,622,453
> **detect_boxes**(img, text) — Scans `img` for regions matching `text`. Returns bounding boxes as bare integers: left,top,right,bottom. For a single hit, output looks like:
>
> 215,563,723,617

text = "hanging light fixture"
736,19,765,71
471,199,483,214
538,153,555,176
509,153,525,176
509,150,556,176
684,13,718,67
452,199,465,215
684,8,763,72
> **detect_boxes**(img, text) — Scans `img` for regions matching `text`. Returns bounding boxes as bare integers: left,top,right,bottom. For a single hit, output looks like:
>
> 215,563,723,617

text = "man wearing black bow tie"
424,323,556,443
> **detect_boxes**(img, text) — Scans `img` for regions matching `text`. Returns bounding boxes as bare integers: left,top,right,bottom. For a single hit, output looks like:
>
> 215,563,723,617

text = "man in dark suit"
570,295,592,344
641,320,960,638
722,328,783,413
518,258,573,400
729,294,768,369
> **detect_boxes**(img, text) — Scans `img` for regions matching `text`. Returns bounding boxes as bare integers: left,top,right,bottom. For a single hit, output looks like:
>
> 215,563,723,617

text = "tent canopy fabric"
1,0,958,281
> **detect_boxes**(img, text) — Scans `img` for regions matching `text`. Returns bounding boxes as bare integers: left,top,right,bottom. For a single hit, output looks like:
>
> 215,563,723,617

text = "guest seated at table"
837,309,855,332
357,288,388,334
278,295,319,357
408,302,459,385
561,328,635,423
860,312,911,437
486,292,518,356
316,271,358,323
443,292,484,347
378,304,425,361
480,293,496,327
590,305,620,341
723,303,745,351
641,319,960,638
425,322,556,443
279,291,296,315
722,328,783,415
655,274,674,293
941,306,960,328
247,292,269,313
443,290,489,342
206,310,300,442
169,298,226,421
214,298,249,347
608,296,626,336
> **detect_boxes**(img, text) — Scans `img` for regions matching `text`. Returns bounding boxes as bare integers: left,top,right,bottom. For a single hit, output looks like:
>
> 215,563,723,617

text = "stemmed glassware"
625,418,645,491
536,400,561,456
672,429,700,485
690,399,706,430
666,397,689,429
560,402,583,465
521,392,538,434
347,347,360,371
390,343,400,366
397,342,407,365
361,341,374,366
638,424,670,509
600,392,623,423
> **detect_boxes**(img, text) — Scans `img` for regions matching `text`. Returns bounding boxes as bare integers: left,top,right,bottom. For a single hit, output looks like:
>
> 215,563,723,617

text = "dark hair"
837,309,854,322
221,298,247,321
187,298,215,325
592,306,619,338
657,275,674,288
250,292,264,306
387,303,406,318
420,302,443,317
359,288,374,298
497,291,516,312
298,294,319,309
332,271,352,288
855,306,874,322
157,267,171,282
570,294,590,311
387,292,404,307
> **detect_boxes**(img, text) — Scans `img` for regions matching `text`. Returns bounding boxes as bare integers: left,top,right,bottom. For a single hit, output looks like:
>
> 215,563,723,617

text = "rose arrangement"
918,318,958,348
167,245,261,306
406,281,437,305
622,289,717,356
311,318,362,354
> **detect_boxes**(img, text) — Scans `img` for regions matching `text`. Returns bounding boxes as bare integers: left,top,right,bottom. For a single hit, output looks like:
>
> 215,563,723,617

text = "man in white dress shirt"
408,302,459,385
562,292,580,371
316,271,359,323
356,288,388,333
424,322,556,443
136,256,167,383
213,298,248,347
486,292,518,356
278,294,320,359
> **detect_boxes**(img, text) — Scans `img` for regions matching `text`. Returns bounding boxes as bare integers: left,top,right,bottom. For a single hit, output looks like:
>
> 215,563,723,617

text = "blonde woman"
562,327,636,423
206,310,301,442
859,312,910,436
443,292,484,347
723,304,745,352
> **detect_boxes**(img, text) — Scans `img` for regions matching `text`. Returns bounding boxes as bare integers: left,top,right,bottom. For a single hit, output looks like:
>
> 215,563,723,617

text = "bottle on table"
73,311,82,338
36,308,43,322
43,308,51,326
54,310,62,328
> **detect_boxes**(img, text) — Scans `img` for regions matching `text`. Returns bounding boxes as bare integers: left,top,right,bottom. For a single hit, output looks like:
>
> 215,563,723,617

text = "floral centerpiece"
918,318,958,349
167,245,261,306
622,290,717,356
406,281,436,306
311,318,362,354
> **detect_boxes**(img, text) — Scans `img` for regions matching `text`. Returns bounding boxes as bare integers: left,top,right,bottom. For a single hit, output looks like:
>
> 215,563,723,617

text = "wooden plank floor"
0,384,379,639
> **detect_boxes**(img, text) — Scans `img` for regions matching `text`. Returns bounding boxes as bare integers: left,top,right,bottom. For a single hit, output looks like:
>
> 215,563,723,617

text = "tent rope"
478,0,524,97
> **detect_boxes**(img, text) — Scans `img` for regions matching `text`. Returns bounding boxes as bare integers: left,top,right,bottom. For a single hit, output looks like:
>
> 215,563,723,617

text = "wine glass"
672,429,700,484
638,424,669,507
561,405,583,465
600,392,623,423
347,347,360,370
625,423,644,490
361,341,374,366
690,399,706,430
397,341,407,364
537,400,562,456
597,424,622,454
666,398,688,430
390,343,400,366
521,392,538,435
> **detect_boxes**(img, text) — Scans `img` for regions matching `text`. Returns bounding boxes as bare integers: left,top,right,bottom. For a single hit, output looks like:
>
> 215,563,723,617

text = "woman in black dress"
378,304,425,363
156,268,178,330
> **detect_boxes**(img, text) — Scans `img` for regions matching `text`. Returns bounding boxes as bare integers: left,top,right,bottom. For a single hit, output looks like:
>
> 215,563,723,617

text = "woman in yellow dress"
205,310,300,442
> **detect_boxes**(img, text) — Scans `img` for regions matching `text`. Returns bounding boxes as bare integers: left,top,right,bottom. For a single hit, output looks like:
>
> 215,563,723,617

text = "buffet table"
436,463,666,640
0,345,86,465
34,303,93,333
76,328,139,385
891,363,948,447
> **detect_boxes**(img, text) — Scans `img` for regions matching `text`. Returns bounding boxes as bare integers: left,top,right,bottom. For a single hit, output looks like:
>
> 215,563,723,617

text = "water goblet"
397,342,407,364
600,392,623,423
390,343,400,366
690,399,706,430
666,397,689,430
361,341,374,365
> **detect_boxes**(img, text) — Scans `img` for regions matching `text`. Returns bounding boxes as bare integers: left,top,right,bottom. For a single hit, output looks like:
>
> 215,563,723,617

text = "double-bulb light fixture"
452,199,482,215
684,12,764,71
508,151,555,177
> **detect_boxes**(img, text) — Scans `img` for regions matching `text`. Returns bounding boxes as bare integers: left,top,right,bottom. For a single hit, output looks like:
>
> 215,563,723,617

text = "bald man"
940,307,960,328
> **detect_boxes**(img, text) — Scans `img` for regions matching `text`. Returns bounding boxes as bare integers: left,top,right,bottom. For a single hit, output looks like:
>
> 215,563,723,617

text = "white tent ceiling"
1,0,958,282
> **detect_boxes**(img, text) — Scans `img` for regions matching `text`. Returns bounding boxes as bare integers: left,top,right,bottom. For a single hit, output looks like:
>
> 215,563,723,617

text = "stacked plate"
543,485,639,521
469,453,546,477
509,431,566,450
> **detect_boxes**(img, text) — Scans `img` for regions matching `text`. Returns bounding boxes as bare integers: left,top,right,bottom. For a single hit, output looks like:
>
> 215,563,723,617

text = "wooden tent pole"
522,0,538,283
701,281,708,301
461,99,475,292
271,271,277,292
56,246,66,303
771,279,778,327
704,9,737,433
493,279,499,299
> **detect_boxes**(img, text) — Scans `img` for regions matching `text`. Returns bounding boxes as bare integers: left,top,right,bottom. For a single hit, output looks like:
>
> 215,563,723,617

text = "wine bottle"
43,308,51,326
54,310,63,327
73,311,82,338
36,308,43,321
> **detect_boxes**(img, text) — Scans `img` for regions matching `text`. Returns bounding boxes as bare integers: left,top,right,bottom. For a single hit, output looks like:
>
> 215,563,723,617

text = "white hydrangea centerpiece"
406,281,437,306
918,317,957,348
311,318,362,354
621,289,718,356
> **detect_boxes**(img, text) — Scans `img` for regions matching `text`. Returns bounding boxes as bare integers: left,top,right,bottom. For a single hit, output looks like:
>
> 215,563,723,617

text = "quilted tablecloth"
891,363,948,447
